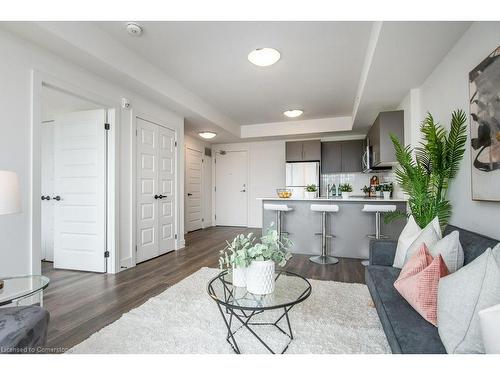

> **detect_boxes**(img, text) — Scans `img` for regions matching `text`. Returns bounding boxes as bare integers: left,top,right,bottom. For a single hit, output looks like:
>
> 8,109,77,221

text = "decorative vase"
305,191,317,199
246,260,275,295
341,191,350,199
383,191,391,199
232,266,247,287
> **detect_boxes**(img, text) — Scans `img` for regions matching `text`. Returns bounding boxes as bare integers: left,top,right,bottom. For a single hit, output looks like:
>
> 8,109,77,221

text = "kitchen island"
259,197,407,259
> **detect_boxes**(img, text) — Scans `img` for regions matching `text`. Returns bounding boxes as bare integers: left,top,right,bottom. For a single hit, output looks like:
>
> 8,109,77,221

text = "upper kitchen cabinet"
340,140,364,172
367,110,404,167
321,140,364,173
285,140,321,162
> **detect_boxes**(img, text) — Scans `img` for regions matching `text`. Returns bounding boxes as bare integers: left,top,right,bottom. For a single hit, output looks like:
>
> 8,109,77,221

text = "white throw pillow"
438,243,500,354
393,216,442,269
393,216,421,268
479,303,500,354
429,230,464,273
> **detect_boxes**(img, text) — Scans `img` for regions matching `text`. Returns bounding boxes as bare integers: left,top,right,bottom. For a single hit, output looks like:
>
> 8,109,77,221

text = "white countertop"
257,196,407,202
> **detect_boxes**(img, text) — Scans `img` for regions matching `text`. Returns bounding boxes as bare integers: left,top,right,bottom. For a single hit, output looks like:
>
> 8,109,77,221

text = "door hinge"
136,129,138,136
202,218,204,222
215,214,217,220
214,186,216,192
135,245,137,252
175,141,178,147
175,234,178,239
104,123,110,130
104,250,110,258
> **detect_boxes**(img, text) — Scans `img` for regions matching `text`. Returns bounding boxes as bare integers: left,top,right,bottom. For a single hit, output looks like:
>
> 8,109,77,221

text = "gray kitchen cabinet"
286,140,321,162
321,140,364,173
367,110,404,167
302,140,321,161
340,140,364,172
321,141,342,173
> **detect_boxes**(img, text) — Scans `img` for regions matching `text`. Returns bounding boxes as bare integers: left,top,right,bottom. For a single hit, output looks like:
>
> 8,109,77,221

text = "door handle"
41,195,51,201
154,194,165,199
240,189,246,192
52,196,61,201
187,193,193,196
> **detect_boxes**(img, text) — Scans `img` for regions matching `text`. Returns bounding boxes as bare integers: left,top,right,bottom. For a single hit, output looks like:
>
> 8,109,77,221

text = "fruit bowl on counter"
276,188,292,198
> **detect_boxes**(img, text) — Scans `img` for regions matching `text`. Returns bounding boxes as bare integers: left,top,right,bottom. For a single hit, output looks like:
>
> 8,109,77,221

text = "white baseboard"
176,239,186,250
120,256,134,271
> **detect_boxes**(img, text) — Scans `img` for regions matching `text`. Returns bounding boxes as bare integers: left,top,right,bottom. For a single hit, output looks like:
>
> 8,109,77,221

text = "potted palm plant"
305,184,318,199
339,183,353,199
246,227,293,295
387,110,467,230
219,233,255,287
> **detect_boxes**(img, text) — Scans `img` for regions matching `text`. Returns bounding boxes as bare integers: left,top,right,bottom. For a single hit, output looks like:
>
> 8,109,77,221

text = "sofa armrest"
369,239,397,266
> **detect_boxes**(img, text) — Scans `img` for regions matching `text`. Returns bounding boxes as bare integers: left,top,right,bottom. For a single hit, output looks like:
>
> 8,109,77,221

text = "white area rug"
69,268,390,354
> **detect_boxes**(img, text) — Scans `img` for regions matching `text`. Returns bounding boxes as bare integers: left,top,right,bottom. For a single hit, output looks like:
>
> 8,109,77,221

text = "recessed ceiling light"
126,22,143,36
248,48,281,67
283,109,304,118
198,131,217,139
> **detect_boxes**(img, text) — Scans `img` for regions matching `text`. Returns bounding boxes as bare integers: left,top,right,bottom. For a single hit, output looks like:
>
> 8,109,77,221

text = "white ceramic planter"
232,266,247,287
341,192,350,199
305,191,317,199
246,260,275,295
383,191,391,199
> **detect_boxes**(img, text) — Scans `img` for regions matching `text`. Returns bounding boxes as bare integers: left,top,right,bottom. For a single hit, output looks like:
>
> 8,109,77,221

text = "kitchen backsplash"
320,171,402,198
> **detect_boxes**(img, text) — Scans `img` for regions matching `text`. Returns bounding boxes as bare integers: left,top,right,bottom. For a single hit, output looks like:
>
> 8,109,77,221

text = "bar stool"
361,204,396,266
263,203,293,241
309,204,340,265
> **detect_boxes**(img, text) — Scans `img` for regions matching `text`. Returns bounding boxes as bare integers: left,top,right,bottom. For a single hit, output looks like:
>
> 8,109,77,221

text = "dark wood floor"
41,226,365,351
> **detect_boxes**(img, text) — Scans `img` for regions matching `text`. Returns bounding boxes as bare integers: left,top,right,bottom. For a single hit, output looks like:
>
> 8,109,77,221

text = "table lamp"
0,170,21,289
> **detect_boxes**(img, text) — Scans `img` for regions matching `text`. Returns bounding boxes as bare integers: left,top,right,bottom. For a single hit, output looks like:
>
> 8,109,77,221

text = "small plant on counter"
381,183,393,192
305,184,318,192
361,185,371,196
339,183,353,192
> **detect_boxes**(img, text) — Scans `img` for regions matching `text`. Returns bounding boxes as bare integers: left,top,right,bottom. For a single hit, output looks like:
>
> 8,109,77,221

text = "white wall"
213,140,286,228
0,29,185,276
401,22,500,240
184,134,213,229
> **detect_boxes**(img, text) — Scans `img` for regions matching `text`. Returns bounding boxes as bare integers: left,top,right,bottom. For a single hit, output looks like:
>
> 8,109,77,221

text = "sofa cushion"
0,306,50,353
437,243,500,354
366,265,446,354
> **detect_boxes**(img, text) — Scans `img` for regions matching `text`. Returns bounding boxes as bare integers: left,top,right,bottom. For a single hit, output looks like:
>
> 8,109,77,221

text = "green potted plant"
381,183,393,199
388,110,467,230
361,185,371,197
339,183,353,199
305,184,318,199
219,233,255,287
246,226,293,295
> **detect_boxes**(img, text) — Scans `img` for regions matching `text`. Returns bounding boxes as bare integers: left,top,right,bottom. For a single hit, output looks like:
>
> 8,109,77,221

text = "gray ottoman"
0,306,50,354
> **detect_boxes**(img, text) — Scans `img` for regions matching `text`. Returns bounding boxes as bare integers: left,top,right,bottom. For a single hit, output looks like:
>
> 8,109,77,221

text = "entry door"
185,147,203,232
41,121,55,261
53,109,107,272
215,150,248,226
136,118,176,263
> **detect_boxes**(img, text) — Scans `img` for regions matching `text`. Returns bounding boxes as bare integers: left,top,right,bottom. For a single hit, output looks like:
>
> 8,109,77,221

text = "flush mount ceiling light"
248,48,281,67
198,131,217,139
126,22,143,36
283,109,304,118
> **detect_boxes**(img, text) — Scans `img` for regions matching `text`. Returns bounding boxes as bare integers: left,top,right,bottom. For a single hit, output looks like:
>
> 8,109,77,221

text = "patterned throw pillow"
394,243,449,326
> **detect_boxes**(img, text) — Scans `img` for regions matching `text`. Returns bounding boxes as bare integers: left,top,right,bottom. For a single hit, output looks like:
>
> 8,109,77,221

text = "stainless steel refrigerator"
285,162,320,198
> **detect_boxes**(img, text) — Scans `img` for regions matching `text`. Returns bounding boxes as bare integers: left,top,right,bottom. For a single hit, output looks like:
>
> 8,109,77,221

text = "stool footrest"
367,234,389,239
314,233,335,238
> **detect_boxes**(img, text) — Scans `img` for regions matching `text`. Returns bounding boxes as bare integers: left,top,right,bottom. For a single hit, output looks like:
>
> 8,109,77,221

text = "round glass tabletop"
0,275,50,306
207,270,311,311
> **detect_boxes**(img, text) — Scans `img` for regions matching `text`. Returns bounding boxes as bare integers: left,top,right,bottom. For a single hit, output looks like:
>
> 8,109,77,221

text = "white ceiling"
95,21,373,125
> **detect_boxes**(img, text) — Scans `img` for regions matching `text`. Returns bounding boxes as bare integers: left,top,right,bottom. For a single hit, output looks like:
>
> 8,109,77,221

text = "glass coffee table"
207,270,312,354
0,275,50,307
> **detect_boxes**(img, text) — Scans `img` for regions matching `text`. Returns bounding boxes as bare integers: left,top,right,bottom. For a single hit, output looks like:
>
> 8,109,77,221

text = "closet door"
136,118,159,263
136,118,176,263
157,126,176,254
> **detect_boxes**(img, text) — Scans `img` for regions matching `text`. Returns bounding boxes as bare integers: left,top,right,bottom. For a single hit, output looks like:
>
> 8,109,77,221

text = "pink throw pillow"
394,243,449,326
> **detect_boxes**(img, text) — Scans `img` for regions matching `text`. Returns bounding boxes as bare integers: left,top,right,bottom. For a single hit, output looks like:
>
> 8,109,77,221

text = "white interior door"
157,125,176,254
41,121,55,262
53,109,107,272
185,147,203,232
136,118,176,263
215,150,248,226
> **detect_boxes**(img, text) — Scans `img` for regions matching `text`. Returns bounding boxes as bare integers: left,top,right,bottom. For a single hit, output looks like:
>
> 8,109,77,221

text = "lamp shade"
0,170,21,215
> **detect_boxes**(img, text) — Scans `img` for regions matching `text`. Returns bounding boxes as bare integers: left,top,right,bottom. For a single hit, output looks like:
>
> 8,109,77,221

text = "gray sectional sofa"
0,306,50,354
366,224,499,354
